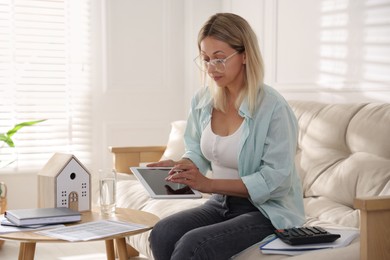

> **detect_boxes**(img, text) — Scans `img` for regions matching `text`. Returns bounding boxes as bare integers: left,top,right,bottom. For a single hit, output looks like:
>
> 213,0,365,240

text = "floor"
0,240,149,260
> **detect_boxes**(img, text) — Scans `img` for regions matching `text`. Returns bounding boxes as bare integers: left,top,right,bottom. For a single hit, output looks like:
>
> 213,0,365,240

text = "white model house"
38,153,91,212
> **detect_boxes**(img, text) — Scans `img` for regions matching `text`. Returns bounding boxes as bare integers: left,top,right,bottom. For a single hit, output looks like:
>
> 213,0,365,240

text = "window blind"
0,0,92,171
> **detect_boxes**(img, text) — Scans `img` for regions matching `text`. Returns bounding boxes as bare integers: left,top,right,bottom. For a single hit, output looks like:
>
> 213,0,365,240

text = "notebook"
4,207,81,226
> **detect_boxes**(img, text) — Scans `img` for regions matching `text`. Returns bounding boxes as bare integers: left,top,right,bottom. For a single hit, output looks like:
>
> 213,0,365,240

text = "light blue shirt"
183,85,305,229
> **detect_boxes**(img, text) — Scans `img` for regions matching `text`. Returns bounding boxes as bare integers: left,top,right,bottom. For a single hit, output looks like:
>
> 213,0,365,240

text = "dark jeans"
149,194,274,260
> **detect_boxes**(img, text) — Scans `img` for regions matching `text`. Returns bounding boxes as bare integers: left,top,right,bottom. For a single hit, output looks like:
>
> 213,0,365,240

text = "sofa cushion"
290,101,390,228
160,120,187,161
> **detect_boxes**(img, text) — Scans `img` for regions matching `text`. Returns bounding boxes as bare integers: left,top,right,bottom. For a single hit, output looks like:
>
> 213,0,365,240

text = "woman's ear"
242,53,246,64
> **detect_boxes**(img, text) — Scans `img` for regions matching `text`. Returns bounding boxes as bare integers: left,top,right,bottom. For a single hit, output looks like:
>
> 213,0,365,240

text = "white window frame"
0,0,93,173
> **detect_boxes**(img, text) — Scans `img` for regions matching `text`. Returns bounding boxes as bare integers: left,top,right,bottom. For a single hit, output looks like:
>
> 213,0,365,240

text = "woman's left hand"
166,163,213,193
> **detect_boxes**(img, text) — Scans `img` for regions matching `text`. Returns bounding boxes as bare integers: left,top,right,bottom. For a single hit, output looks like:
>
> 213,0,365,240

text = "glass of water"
99,168,117,216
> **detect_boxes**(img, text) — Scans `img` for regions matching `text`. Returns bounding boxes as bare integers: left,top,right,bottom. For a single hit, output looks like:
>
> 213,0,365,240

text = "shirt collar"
194,87,254,120
238,98,252,119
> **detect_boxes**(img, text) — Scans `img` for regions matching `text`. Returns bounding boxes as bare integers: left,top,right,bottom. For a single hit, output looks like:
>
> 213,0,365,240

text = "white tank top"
200,121,243,179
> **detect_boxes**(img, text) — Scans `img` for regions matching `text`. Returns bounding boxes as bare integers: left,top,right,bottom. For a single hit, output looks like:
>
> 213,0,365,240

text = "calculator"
274,226,341,245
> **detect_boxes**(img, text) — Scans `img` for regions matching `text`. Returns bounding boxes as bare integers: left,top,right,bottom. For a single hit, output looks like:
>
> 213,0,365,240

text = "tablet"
130,167,202,199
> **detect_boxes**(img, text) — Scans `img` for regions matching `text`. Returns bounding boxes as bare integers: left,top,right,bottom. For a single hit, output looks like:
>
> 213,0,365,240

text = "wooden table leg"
126,243,140,257
18,242,36,260
105,239,115,260
115,237,129,260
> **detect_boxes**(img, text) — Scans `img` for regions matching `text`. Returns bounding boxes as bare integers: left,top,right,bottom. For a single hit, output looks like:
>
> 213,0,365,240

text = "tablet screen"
130,167,202,199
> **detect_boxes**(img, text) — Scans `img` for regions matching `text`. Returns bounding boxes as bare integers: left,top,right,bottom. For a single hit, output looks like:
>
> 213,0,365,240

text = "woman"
148,13,305,260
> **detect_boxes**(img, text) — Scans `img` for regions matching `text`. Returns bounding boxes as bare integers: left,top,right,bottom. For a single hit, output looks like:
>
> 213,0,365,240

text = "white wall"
4,0,390,209
93,0,185,173
94,0,223,173
229,0,390,103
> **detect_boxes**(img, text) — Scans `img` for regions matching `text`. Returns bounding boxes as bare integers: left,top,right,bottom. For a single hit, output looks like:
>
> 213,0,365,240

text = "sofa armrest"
109,146,166,174
354,195,390,260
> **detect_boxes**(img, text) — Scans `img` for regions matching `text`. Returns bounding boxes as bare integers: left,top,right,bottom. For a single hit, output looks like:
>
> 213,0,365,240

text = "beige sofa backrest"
289,101,390,227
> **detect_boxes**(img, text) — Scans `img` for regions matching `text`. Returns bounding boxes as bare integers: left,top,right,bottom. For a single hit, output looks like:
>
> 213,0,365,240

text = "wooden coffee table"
0,207,159,260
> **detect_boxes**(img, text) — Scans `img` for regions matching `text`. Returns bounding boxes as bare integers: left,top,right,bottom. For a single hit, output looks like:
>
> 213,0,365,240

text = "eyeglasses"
193,51,239,73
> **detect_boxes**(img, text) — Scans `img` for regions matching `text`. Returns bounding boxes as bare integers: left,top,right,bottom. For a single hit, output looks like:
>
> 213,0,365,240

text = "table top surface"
0,207,159,243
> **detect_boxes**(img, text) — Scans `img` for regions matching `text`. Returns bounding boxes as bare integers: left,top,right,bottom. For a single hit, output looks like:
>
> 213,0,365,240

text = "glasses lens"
212,60,226,73
194,56,230,73
194,56,207,72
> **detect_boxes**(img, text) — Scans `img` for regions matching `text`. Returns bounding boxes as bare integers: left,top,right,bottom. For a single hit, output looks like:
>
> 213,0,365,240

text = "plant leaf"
6,119,46,138
1,119,46,148
0,133,14,147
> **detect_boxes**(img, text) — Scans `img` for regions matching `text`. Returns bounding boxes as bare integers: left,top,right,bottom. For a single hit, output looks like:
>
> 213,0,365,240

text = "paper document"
37,220,148,241
260,228,359,256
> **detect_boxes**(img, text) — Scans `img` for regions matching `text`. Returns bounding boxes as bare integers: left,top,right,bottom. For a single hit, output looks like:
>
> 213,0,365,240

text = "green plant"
0,119,46,196
0,119,46,148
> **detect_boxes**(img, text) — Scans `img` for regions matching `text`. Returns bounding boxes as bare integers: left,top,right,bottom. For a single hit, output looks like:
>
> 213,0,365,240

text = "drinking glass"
99,169,116,215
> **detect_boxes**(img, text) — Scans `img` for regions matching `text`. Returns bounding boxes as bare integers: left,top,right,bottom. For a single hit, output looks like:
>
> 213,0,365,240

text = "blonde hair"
197,13,264,115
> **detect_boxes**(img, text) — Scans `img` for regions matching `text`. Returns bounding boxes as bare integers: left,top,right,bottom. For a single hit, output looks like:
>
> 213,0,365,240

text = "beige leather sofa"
109,101,390,260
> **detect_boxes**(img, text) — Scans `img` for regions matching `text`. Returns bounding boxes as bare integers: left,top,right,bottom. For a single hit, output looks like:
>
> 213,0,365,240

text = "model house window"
0,0,92,171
